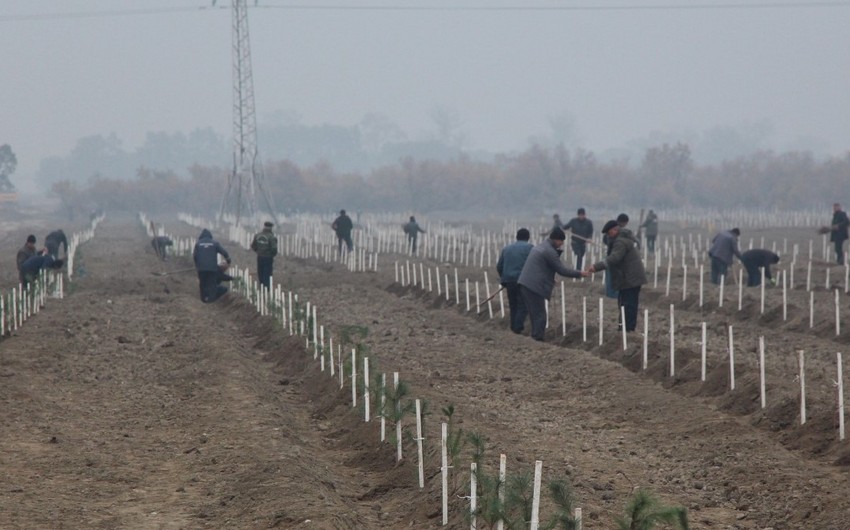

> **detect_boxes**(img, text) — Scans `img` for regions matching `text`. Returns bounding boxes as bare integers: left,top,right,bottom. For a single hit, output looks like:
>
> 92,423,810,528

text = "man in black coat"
830,203,849,265
44,229,68,259
740,249,780,287
332,209,354,254
193,229,232,303
563,208,594,270
20,254,64,289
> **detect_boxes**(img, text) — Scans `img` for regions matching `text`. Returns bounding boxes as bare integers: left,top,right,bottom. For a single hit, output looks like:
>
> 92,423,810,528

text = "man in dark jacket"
830,203,849,265
741,249,780,287
251,221,278,288
151,236,173,261
16,235,38,284
563,208,594,270
708,228,743,285
20,254,64,290
640,209,659,253
332,209,354,254
518,227,587,341
403,216,426,254
496,228,533,334
44,229,68,259
193,229,232,303
588,220,648,333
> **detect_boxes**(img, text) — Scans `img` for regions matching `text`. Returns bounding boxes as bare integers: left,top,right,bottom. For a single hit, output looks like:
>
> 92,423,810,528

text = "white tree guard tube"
441,423,449,526
530,460,543,530
497,454,506,530
643,310,649,371
759,336,766,409
351,348,357,408
621,305,627,351
669,304,675,378
470,463,477,530
701,322,707,382
838,352,845,441
728,325,736,391
364,357,370,422
598,297,604,347
395,372,402,462
415,399,424,488
380,374,386,442
799,350,807,425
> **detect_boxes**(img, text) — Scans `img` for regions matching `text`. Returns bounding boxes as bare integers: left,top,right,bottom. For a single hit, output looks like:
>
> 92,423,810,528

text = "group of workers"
15,230,68,289
330,209,427,255
496,204,848,343
176,222,277,304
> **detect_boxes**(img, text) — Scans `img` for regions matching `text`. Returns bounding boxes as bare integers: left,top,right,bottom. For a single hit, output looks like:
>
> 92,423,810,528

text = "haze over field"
2,0,849,187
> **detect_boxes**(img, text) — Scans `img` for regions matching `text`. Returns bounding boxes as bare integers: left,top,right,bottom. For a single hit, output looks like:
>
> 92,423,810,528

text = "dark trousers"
710,256,728,285
742,260,772,287
571,243,586,271
257,256,274,288
646,235,656,253
337,235,353,254
198,271,227,303
408,236,418,254
520,285,547,341
836,240,846,265
618,286,641,332
504,282,527,333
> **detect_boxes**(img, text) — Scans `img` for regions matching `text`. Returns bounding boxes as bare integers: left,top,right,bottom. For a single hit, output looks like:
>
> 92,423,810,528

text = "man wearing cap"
563,208,594,270
251,221,278,289
708,228,743,285
518,226,588,341
587,220,647,333
332,209,354,254
16,235,39,285
497,228,534,334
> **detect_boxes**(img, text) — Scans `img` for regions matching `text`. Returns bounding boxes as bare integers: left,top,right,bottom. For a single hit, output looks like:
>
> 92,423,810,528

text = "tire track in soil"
0,218,419,529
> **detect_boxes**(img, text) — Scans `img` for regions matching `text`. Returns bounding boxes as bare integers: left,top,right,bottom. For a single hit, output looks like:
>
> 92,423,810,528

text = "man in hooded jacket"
193,229,232,303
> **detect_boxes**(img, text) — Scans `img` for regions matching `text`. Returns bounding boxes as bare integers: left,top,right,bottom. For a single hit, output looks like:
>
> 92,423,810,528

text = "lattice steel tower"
217,0,277,226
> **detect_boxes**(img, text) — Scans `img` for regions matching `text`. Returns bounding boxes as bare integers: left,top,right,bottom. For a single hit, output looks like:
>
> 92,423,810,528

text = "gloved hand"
769,277,777,286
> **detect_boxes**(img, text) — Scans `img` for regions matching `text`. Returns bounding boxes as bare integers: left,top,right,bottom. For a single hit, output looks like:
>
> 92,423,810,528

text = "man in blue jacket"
518,227,588,341
20,254,64,290
193,229,232,303
496,228,533,334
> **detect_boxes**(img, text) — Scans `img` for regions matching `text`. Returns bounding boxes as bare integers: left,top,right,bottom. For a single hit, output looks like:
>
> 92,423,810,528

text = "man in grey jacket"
518,227,588,341
587,220,647,332
708,228,743,285
497,228,533,334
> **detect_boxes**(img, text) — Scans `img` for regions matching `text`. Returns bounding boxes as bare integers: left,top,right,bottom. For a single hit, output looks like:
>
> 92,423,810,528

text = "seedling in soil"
616,489,689,530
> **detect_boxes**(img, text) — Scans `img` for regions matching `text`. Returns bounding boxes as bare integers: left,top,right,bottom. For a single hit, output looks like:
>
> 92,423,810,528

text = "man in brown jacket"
587,220,647,332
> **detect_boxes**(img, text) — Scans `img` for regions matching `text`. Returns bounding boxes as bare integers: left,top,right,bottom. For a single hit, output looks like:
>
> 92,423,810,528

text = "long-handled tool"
152,267,195,277
569,233,604,247
478,285,506,306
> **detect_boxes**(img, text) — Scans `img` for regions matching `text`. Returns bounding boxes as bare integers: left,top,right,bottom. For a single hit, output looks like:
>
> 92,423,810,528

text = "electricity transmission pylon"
216,0,277,227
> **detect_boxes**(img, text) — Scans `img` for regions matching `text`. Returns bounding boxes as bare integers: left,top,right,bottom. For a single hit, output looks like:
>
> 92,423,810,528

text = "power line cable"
255,1,850,11
1,1,849,21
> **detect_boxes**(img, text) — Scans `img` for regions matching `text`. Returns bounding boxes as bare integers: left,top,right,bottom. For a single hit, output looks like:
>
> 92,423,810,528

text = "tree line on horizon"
48,141,849,221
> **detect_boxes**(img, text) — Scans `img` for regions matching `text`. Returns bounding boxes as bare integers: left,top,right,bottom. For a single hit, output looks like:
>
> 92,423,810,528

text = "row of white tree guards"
171,213,588,528
173,209,849,437
1,214,104,340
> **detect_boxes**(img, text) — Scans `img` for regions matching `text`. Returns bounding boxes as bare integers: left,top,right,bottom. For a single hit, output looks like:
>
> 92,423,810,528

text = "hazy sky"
2,0,850,177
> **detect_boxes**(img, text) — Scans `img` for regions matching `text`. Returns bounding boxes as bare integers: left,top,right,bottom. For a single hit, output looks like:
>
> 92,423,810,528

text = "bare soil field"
2,212,850,529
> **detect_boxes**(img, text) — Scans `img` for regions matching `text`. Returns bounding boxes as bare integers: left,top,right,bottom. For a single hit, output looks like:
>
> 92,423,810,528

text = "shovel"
152,267,196,277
